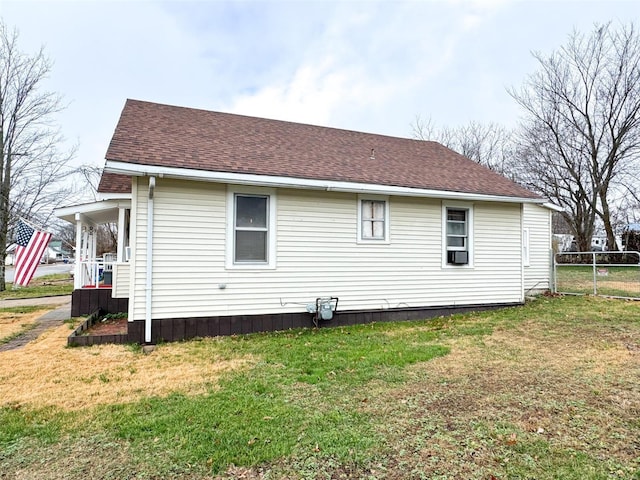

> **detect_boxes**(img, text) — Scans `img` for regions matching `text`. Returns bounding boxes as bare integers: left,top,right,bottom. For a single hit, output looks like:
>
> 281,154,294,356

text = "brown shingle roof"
97,172,131,194
104,99,539,200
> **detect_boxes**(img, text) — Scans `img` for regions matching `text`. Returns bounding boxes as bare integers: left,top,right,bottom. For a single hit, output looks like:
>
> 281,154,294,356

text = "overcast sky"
3,0,640,173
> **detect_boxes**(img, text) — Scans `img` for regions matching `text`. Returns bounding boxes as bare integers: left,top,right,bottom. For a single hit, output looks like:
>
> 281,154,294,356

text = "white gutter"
105,160,546,205
96,192,132,201
145,176,155,344
542,202,564,212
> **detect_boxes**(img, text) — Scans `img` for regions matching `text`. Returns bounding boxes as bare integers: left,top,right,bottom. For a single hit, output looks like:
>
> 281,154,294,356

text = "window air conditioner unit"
448,250,468,265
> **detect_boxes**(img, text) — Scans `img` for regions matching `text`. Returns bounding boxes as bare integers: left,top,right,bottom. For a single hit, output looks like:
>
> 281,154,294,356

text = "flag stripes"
14,221,52,287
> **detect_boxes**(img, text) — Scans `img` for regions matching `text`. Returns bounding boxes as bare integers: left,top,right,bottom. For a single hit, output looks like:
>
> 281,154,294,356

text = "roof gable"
103,99,539,200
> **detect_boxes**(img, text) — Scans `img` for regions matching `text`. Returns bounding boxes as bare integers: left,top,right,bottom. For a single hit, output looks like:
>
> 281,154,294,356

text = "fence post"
592,252,597,295
551,250,557,293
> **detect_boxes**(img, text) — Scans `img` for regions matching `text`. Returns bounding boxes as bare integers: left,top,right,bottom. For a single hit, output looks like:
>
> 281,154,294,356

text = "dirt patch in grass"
0,323,255,411
557,280,640,295
82,316,127,336
0,309,49,341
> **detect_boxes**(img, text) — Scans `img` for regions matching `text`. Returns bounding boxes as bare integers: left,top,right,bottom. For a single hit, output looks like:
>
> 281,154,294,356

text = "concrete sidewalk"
0,294,71,309
0,296,72,352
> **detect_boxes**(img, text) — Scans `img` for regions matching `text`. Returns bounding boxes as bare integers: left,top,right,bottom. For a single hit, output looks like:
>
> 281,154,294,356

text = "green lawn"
556,264,640,297
1,295,639,479
0,273,73,300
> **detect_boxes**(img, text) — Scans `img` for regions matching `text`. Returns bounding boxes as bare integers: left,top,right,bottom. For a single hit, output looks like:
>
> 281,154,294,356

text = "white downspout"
520,203,525,303
145,176,156,344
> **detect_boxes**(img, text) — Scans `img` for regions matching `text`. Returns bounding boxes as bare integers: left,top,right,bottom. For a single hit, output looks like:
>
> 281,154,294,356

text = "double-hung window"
226,187,276,268
358,196,389,243
443,204,472,266
235,194,268,262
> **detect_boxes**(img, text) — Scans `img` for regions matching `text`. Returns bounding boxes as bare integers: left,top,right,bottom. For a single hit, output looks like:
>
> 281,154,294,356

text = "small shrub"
100,312,127,322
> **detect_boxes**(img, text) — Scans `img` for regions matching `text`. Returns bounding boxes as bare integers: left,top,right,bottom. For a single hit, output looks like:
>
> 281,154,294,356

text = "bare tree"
0,21,75,290
510,22,640,251
412,116,517,178
76,164,103,201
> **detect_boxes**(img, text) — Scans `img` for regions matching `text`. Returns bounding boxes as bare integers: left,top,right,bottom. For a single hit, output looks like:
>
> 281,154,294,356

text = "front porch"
56,198,131,318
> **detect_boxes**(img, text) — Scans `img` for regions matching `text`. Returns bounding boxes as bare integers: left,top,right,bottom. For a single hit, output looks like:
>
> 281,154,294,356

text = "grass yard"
0,306,52,344
0,273,74,300
556,265,640,297
0,295,639,479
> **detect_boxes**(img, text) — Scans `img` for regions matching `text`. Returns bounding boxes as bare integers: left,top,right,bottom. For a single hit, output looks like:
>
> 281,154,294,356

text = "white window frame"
357,195,390,244
442,202,474,268
523,227,530,267
226,186,277,269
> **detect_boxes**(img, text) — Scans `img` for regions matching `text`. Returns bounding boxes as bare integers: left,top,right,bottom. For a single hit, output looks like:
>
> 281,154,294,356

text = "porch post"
74,214,83,289
117,207,126,263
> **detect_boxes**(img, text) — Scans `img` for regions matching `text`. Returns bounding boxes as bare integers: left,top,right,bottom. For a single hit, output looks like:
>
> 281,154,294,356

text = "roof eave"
105,160,545,205
96,192,132,201
55,198,132,225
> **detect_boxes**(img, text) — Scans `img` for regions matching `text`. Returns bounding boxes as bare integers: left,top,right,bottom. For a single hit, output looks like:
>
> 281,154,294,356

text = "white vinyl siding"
523,203,552,293
112,262,130,298
128,178,526,321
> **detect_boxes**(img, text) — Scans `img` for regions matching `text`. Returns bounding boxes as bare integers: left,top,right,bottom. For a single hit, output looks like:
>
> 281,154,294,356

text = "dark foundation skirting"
127,302,522,344
71,289,129,317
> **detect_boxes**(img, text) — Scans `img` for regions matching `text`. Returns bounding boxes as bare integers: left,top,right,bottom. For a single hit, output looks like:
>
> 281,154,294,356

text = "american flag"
14,220,52,287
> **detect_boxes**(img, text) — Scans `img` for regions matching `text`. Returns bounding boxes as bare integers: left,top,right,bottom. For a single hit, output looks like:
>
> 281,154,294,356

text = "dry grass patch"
0,309,49,341
366,314,640,478
559,279,640,295
0,323,255,411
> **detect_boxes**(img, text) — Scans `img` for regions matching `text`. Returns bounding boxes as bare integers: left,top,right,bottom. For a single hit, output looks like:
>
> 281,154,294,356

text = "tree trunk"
0,157,10,291
599,190,618,250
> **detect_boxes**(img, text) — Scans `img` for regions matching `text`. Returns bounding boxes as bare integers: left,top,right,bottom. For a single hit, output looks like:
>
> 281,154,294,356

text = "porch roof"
55,198,131,225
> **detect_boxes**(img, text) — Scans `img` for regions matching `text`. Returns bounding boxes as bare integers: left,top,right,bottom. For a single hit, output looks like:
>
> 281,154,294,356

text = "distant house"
5,244,16,266
5,239,69,266
47,240,72,261
56,99,554,344
622,223,640,251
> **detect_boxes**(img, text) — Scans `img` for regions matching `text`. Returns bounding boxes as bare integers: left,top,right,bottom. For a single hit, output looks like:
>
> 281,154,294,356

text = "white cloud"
222,1,502,135
4,0,640,164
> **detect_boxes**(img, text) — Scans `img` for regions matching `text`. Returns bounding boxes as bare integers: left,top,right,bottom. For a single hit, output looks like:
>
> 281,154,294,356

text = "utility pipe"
145,176,156,343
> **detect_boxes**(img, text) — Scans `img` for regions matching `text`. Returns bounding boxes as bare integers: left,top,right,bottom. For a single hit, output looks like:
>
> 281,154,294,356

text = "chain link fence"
554,251,640,299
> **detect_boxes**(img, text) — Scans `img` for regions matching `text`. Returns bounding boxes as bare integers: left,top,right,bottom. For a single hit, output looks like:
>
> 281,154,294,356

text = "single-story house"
5,239,67,266
56,99,553,344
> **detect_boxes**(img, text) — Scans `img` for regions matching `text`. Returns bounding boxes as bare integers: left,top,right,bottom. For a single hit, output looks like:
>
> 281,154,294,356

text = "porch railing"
75,259,114,289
